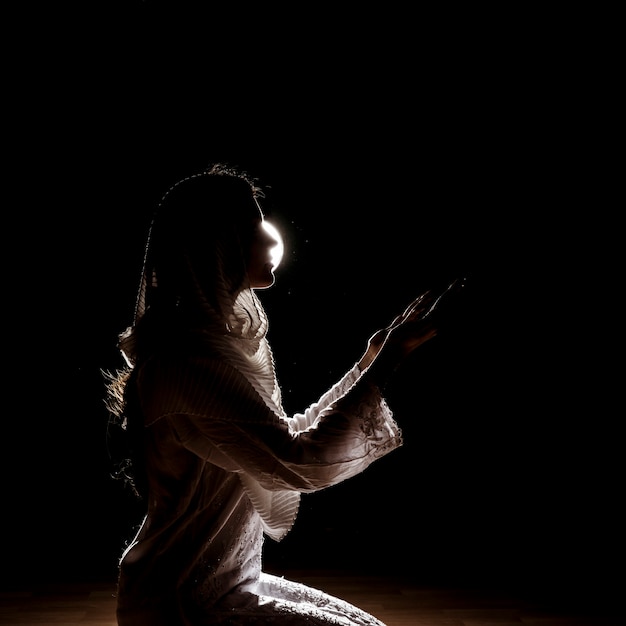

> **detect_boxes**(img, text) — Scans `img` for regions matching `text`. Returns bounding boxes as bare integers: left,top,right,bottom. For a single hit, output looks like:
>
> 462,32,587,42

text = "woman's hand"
358,291,437,371
359,278,466,386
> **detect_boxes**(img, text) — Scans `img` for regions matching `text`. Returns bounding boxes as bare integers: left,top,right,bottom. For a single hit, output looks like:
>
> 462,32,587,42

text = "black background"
2,2,621,613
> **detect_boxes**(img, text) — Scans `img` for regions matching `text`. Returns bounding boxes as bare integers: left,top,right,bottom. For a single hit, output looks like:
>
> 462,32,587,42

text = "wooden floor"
0,570,621,625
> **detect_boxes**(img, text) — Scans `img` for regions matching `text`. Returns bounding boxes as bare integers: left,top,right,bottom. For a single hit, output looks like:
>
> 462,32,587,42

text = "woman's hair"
104,162,267,499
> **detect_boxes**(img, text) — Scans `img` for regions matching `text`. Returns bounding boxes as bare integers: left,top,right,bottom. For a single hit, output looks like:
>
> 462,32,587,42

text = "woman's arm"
138,354,400,493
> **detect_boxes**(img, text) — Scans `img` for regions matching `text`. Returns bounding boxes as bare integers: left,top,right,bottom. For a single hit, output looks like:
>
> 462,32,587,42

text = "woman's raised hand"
360,278,466,385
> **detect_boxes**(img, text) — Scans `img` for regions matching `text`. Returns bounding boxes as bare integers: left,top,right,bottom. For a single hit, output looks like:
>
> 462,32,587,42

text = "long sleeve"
283,365,362,432
136,353,402,539
138,354,401,492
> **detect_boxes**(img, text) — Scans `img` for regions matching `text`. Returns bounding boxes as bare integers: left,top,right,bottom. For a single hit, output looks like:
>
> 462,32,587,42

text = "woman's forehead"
253,196,265,219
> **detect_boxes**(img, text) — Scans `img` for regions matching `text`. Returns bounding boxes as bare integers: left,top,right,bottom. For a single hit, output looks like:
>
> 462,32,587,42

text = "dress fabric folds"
114,170,402,624
115,353,400,625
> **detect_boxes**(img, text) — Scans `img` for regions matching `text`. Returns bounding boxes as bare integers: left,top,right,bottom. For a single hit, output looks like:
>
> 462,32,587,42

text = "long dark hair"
103,162,266,500
103,366,145,499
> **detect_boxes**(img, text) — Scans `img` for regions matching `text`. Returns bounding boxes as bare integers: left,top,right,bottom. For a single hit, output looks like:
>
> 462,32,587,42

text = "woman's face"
244,201,283,290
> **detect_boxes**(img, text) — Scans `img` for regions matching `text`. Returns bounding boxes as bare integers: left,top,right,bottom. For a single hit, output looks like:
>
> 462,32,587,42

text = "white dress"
115,351,401,625
114,168,402,624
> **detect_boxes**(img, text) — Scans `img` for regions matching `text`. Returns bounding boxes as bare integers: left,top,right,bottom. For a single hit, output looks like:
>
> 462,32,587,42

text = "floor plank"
0,572,621,625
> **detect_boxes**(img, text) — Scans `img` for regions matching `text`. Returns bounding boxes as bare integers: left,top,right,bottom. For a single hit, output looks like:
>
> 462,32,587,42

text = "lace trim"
333,376,402,453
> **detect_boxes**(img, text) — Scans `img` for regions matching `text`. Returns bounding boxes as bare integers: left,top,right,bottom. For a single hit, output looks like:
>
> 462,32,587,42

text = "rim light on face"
262,220,284,269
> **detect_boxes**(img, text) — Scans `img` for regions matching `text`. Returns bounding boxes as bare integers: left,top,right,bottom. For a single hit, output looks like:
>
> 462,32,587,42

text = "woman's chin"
251,268,276,290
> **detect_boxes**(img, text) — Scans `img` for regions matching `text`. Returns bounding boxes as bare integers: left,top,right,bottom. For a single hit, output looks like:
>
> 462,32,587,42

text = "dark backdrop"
2,2,620,612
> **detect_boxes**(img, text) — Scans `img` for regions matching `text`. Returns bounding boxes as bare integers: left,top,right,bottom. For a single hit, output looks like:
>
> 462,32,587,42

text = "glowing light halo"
262,219,284,270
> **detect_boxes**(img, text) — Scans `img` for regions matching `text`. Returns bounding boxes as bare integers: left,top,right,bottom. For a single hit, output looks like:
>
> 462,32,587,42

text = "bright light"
262,220,284,269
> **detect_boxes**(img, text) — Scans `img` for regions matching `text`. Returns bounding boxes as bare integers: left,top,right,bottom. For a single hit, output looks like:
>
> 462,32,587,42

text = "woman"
105,162,462,625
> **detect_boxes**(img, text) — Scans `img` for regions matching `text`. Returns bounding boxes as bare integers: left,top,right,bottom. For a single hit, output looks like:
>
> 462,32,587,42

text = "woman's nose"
262,220,284,267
